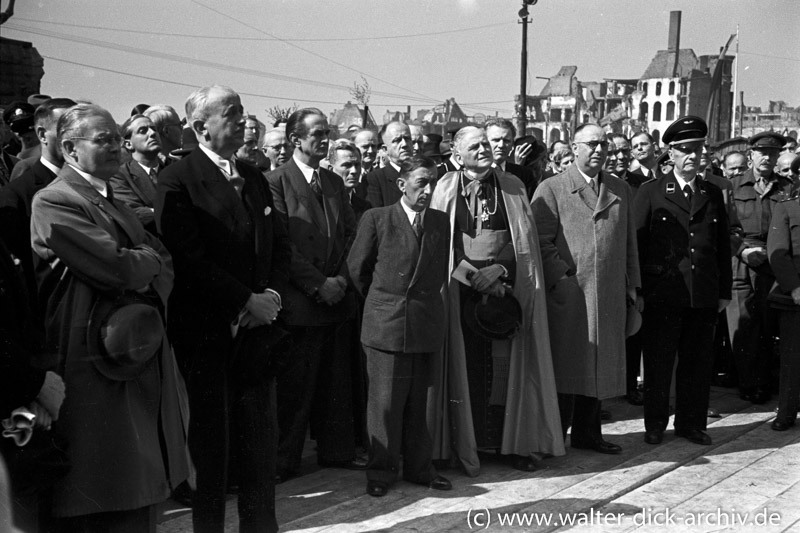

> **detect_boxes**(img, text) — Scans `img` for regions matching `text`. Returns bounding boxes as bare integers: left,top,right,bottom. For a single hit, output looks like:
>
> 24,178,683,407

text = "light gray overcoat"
532,166,640,399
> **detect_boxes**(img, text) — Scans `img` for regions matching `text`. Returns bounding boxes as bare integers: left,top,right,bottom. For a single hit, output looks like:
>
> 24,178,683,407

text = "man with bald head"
157,85,291,532
722,151,748,180
775,152,797,181
352,128,378,177
263,128,292,170
533,123,640,455
430,126,564,475
364,121,413,207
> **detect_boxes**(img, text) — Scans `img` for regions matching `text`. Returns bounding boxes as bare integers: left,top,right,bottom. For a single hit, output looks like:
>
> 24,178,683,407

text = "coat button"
691,248,695,253
690,232,695,237
691,265,696,270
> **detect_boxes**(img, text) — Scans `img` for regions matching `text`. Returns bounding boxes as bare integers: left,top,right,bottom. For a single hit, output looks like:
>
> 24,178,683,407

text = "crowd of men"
1,87,800,532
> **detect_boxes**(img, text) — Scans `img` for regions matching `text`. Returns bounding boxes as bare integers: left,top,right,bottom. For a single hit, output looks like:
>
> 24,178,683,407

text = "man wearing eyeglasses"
30,103,189,530
533,123,640,455
263,128,292,170
634,116,732,447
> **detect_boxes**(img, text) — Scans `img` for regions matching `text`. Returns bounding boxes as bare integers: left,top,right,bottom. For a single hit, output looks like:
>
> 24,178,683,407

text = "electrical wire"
12,16,512,43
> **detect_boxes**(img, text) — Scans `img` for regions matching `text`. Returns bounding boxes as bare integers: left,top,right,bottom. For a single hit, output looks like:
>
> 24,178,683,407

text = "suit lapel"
60,166,143,245
663,174,691,213
320,169,339,260
389,203,421,284
567,167,598,212
127,161,158,205
194,149,251,230
593,172,620,220
691,179,710,216
286,159,328,234
409,207,438,288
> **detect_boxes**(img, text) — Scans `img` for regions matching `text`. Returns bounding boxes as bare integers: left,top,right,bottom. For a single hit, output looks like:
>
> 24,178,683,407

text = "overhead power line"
13,16,511,43
191,0,440,103
4,23,441,104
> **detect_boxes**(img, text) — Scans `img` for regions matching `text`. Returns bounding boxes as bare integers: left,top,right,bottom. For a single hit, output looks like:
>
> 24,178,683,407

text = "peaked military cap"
2,101,36,134
662,115,708,146
748,131,784,151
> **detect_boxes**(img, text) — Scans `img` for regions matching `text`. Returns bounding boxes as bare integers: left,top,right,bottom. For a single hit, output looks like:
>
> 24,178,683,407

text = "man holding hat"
30,103,189,529
431,126,564,475
634,115,732,446
727,131,793,404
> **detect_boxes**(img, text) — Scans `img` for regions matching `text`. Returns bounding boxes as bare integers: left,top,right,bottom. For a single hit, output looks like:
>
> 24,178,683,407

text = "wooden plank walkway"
158,387,800,532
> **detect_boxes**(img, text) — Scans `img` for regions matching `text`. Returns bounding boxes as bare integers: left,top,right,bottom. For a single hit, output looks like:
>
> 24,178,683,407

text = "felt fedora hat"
87,293,164,381
462,291,523,341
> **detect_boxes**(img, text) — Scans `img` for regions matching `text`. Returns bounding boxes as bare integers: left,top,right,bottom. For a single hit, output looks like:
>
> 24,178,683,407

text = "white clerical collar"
673,170,696,192
399,198,425,225
39,156,61,176
293,153,318,184
449,155,461,170
69,164,107,197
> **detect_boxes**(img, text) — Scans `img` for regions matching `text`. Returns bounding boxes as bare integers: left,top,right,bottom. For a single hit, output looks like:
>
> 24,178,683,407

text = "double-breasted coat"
532,165,640,399
30,165,189,517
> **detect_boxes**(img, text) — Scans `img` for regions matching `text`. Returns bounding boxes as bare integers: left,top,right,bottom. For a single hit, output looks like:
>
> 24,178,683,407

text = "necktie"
106,184,115,206
590,178,598,195
218,160,244,197
310,171,323,205
148,167,158,187
683,184,693,205
412,212,422,243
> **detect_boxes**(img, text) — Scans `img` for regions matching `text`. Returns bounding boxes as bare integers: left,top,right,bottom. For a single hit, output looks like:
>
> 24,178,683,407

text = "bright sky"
2,0,797,126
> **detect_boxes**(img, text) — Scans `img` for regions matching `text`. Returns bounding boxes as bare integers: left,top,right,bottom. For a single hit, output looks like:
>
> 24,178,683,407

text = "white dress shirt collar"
68,164,107,197
293,153,317,184
673,171,696,192
39,156,61,176
399,198,425,226
199,144,238,178
576,166,599,187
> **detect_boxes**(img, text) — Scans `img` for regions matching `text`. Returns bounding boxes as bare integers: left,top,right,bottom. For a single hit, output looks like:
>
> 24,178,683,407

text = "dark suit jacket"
350,191,372,224
617,169,650,198
348,202,450,353
505,162,537,200
110,160,160,233
156,147,291,348
437,156,461,179
266,158,357,326
364,163,402,208
0,159,57,310
634,174,732,309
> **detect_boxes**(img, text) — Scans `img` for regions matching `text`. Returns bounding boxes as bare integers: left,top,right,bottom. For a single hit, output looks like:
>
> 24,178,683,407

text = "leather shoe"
318,457,368,470
675,428,712,445
707,407,721,418
366,481,388,497
571,438,622,454
427,475,452,491
644,429,663,444
626,389,644,406
512,455,538,472
771,418,796,431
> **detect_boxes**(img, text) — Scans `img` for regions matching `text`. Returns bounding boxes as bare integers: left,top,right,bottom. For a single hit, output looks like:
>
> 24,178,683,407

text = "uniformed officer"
634,116,732,446
727,131,792,404
766,192,800,431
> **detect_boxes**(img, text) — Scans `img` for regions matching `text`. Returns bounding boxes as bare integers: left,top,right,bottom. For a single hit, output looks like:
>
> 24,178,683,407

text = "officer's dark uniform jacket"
634,173,732,308
731,169,794,259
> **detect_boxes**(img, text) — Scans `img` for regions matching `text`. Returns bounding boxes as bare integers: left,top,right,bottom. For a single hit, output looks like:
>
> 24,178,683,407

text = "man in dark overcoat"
157,85,291,533
634,116,732,446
